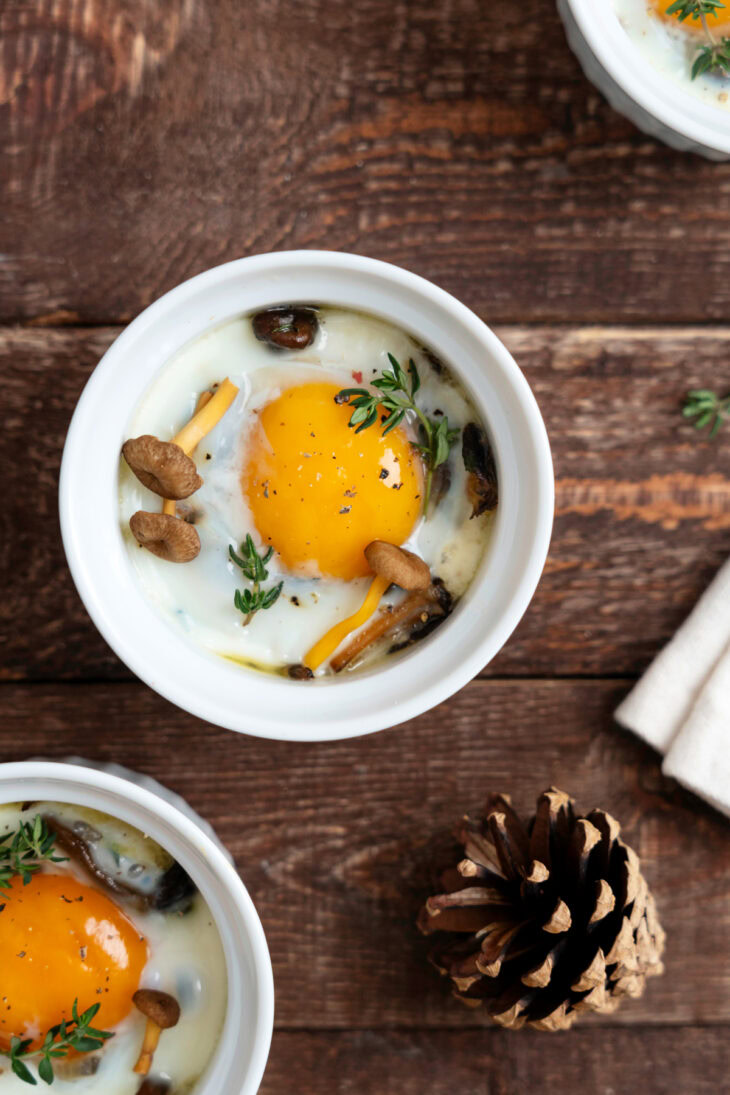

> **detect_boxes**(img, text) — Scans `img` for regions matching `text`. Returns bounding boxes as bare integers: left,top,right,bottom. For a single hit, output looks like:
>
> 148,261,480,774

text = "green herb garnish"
0,815,66,890
336,354,459,513
229,535,284,625
4,1000,114,1086
682,388,730,436
666,1,730,78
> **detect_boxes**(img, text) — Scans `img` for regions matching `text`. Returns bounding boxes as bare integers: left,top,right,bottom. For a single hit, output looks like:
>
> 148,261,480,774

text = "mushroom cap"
132,989,181,1030
364,540,431,590
252,307,318,350
129,511,200,563
122,435,203,500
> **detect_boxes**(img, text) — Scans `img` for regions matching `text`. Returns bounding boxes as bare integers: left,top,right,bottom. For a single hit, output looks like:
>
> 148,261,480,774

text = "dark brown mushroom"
252,306,318,350
462,422,498,517
288,663,314,680
137,1081,170,1095
43,816,197,913
53,1055,101,1080
419,343,446,374
122,435,203,499
133,990,181,1076
388,577,453,654
129,511,201,562
364,541,431,591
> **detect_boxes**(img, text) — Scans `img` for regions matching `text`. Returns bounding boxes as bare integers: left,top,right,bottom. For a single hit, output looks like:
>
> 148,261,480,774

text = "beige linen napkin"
615,560,730,818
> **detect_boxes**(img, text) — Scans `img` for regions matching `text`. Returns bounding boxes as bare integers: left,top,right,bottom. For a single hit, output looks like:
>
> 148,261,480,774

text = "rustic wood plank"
2,325,728,681
2,680,728,1027
259,1027,730,1094
3,0,730,324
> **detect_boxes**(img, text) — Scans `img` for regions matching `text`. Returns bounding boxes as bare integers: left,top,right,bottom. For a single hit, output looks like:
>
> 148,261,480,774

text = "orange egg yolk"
243,381,423,580
652,0,730,32
0,874,148,1049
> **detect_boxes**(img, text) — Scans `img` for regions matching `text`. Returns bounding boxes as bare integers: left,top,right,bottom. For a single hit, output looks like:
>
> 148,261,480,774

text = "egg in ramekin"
118,305,498,679
0,803,226,1093
614,0,730,109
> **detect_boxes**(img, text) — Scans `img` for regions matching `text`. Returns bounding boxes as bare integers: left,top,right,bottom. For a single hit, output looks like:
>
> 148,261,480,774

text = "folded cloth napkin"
615,560,730,818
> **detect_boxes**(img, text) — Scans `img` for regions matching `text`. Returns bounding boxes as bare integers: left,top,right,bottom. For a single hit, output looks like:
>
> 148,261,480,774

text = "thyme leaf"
336,354,459,512
666,1,730,79
3,1000,114,1086
0,815,67,890
229,535,283,625
682,388,730,437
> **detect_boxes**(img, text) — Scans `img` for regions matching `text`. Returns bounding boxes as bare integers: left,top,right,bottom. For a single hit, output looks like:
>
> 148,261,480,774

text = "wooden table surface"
2,1,729,1092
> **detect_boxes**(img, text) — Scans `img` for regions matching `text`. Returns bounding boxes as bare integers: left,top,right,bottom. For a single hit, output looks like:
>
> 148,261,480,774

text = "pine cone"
418,788,665,1031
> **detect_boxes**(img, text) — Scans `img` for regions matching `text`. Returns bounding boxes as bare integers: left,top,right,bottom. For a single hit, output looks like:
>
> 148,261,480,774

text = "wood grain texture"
259,1028,730,1094
4,2,730,1090
2,680,728,1028
2,324,728,681
4,0,730,324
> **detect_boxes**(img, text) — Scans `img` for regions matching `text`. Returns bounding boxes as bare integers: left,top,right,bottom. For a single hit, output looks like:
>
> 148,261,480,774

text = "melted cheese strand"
173,381,236,455
303,574,390,671
162,385,235,516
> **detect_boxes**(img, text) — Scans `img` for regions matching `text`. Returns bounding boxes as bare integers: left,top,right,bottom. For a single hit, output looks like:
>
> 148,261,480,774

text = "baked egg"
614,0,730,108
119,305,498,678
0,803,226,1093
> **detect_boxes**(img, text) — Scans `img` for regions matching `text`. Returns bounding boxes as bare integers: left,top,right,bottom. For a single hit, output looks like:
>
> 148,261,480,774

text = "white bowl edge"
59,251,554,742
559,0,730,158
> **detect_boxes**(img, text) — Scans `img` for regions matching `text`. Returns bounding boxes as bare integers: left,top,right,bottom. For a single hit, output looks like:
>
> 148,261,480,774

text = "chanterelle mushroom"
303,541,432,671
364,540,431,591
133,989,181,1076
129,511,201,563
122,435,203,500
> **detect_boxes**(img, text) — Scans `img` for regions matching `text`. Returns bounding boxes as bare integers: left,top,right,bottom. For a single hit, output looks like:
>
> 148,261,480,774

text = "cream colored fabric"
615,560,730,818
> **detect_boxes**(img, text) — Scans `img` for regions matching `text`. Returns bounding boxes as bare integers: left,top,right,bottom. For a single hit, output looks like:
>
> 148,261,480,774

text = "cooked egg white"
119,307,494,675
614,0,730,110
0,803,227,1094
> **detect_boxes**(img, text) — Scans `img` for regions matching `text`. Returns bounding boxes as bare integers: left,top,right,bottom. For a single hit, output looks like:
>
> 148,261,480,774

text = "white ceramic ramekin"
0,760,274,1095
60,251,553,742
559,0,730,159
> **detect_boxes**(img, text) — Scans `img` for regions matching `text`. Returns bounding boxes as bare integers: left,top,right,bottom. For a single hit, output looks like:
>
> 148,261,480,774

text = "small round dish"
0,759,274,1095
559,0,730,159
60,251,553,741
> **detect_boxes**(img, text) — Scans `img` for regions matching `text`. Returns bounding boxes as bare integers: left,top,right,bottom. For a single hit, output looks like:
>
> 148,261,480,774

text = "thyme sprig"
0,815,66,890
682,388,730,436
666,1,730,79
229,535,283,625
336,354,459,513
4,1000,114,1086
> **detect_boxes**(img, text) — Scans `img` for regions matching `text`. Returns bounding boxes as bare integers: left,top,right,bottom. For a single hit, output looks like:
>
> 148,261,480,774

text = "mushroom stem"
133,1019,161,1076
194,389,213,414
303,574,390,671
330,586,439,673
